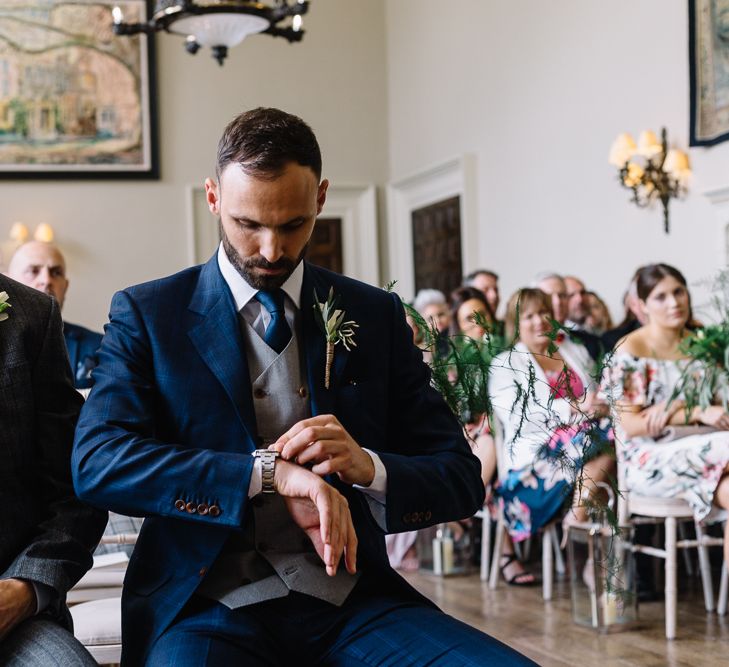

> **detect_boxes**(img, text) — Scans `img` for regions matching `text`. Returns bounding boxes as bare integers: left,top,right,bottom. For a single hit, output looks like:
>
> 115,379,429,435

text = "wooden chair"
617,443,726,638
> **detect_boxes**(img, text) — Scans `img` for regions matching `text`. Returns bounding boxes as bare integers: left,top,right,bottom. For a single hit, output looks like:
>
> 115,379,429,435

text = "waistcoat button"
253,388,267,399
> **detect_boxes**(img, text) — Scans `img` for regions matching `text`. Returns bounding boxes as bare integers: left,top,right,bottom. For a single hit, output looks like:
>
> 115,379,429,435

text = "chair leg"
677,520,694,576
551,524,566,575
480,512,491,582
489,515,504,590
542,528,553,601
665,517,677,640
694,518,715,612
718,561,728,617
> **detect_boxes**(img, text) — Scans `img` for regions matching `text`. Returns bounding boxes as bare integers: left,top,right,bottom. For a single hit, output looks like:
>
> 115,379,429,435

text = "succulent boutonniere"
313,287,358,389
0,291,11,322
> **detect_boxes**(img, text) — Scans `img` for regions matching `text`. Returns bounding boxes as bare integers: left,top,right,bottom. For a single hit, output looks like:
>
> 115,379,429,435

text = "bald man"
7,242,102,390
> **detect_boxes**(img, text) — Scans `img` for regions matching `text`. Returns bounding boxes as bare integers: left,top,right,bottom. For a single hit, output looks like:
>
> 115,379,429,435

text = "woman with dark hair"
489,288,614,548
449,286,496,340
603,263,729,563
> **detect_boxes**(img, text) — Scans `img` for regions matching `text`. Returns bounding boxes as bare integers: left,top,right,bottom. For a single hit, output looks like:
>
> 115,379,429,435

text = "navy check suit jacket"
72,256,484,665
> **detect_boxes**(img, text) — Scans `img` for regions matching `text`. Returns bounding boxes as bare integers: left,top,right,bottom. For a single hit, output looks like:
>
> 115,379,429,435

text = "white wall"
0,0,388,330
385,0,729,321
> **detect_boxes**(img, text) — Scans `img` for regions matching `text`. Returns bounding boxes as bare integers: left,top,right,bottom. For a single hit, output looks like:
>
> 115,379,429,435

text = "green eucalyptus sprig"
313,287,358,389
0,291,11,322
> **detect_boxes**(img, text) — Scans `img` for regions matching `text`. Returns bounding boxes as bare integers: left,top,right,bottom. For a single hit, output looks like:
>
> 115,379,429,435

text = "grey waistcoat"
197,316,359,608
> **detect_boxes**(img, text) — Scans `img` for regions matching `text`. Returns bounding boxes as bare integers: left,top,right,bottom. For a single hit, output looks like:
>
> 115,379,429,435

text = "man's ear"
316,179,329,215
205,177,220,215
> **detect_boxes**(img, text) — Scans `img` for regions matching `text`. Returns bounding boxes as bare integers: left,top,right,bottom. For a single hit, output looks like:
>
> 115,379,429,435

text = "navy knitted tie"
254,289,291,354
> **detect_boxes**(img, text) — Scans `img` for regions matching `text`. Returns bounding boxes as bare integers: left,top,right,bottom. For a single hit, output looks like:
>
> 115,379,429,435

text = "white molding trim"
186,183,379,283
187,185,218,266
386,155,478,301
702,185,729,265
703,184,729,205
321,184,379,285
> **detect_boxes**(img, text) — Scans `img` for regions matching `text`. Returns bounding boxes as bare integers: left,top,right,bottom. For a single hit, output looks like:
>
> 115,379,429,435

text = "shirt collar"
217,243,304,312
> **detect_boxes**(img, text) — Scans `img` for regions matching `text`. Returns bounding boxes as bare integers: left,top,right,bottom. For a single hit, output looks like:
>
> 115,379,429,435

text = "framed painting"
689,0,729,147
0,0,158,178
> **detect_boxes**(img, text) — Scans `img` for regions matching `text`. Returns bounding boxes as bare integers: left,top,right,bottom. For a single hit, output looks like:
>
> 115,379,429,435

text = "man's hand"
0,579,36,641
270,415,375,487
274,459,357,577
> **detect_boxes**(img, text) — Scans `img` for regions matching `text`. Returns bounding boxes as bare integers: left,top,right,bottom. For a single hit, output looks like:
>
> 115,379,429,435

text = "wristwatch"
252,449,280,494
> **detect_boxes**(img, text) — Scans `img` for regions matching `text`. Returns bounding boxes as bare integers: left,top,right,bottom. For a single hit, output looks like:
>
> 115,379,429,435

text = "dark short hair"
215,107,322,181
464,269,499,284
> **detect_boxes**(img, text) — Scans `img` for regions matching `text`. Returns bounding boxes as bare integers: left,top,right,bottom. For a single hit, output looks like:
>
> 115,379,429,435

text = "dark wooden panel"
411,196,462,296
306,217,343,274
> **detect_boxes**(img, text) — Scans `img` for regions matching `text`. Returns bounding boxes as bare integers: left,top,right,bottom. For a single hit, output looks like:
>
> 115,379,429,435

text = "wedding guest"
464,269,500,318
602,269,647,351
7,242,101,390
489,288,614,548
584,291,613,336
534,272,602,361
449,286,496,340
6,241,143,557
449,286,534,585
602,263,729,564
564,275,590,331
0,274,105,665
412,288,450,358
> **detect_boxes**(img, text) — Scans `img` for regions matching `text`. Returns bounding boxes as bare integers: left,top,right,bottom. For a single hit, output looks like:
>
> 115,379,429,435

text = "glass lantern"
566,520,638,632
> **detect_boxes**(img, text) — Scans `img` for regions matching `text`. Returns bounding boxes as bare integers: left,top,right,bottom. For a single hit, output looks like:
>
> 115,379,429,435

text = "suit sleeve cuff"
248,457,262,498
354,449,387,503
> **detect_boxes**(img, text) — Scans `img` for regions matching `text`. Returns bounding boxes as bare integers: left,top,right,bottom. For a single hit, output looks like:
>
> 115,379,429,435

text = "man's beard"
220,221,308,290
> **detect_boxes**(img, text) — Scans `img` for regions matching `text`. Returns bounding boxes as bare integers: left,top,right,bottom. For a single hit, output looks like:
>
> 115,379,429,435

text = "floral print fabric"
602,352,729,520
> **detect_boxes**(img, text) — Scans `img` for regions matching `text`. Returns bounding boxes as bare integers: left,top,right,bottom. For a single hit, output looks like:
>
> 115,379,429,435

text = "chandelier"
608,127,690,234
112,1,310,65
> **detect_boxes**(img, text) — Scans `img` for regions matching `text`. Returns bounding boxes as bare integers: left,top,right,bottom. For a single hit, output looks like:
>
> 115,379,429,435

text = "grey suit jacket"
0,275,106,629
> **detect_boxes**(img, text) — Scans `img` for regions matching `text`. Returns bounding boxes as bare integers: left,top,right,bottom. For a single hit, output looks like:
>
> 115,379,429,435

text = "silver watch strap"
253,449,279,494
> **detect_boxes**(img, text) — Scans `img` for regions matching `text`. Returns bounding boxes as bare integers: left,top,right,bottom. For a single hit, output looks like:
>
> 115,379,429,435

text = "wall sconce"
1,223,56,270
608,128,690,234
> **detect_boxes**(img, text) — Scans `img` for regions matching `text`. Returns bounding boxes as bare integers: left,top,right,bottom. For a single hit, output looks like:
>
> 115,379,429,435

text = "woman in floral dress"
489,288,614,548
603,263,729,563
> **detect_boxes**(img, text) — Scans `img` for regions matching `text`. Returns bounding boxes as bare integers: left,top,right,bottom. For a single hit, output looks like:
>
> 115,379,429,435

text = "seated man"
73,107,535,665
7,241,142,556
7,241,102,390
0,274,106,665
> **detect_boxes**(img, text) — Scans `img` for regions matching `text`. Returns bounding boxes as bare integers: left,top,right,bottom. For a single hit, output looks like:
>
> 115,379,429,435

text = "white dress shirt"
216,244,387,502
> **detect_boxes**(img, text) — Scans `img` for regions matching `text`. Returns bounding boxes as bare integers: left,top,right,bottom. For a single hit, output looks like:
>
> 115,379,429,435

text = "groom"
73,107,534,665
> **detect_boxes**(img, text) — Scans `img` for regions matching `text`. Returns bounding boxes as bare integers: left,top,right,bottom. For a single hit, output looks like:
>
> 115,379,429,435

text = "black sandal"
499,554,537,587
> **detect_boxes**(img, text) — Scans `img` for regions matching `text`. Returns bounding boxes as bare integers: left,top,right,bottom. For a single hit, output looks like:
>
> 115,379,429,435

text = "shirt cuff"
353,449,387,504
248,458,262,498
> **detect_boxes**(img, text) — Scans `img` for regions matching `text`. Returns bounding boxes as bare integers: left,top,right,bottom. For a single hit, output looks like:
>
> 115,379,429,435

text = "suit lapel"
188,257,258,451
301,264,350,416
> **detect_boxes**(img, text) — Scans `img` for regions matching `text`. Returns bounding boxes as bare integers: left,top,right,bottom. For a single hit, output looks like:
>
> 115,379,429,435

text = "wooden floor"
402,570,729,667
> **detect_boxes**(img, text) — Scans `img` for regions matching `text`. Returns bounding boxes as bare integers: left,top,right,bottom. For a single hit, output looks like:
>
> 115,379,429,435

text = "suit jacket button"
253,388,267,399
425,511,432,521
209,505,221,517
199,567,207,577
175,499,186,511
186,502,196,514
417,512,424,522
403,513,411,523
197,503,209,515
298,386,308,398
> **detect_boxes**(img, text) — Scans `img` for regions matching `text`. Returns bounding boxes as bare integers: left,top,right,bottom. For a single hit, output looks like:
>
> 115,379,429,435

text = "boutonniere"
313,287,358,389
0,291,11,322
